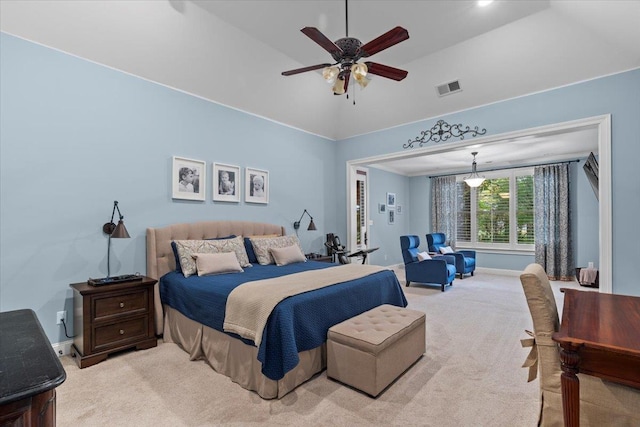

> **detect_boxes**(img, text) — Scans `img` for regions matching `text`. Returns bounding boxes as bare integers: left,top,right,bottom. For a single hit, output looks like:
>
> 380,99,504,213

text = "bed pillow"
439,246,454,254
270,245,306,266
192,252,243,276
174,236,250,277
243,234,279,264
417,251,432,261
249,235,303,265
171,235,236,274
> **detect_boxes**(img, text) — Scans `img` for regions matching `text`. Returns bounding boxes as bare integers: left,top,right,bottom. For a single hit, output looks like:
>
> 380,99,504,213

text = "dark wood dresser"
70,276,157,368
0,309,66,426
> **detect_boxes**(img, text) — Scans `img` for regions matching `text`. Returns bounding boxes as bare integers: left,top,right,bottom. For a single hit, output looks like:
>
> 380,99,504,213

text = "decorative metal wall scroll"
404,120,487,149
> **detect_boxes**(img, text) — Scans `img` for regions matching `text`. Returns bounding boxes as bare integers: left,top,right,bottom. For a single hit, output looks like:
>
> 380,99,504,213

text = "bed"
146,221,407,398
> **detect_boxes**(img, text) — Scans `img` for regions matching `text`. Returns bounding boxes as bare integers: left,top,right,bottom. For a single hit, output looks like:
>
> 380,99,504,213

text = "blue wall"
1,32,637,347
0,33,335,344
336,68,640,296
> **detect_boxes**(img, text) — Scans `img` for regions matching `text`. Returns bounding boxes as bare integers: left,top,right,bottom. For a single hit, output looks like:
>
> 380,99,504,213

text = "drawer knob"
119,329,125,335
119,302,125,308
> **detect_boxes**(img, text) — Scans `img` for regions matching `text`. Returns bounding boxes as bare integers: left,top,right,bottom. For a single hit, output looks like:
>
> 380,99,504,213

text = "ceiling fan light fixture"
351,62,369,89
333,77,346,95
464,152,486,188
323,66,339,84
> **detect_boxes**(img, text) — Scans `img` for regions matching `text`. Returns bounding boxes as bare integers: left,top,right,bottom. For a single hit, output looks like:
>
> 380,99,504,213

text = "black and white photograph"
213,163,240,202
245,167,269,204
386,192,396,208
172,156,205,201
396,205,403,215
388,208,395,225
378,203,386,214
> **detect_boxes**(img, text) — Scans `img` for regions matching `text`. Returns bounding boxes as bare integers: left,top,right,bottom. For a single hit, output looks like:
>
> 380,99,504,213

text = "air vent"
436,80,462,97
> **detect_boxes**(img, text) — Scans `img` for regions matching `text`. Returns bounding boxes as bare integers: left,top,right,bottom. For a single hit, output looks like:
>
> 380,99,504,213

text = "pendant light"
464,152,485,188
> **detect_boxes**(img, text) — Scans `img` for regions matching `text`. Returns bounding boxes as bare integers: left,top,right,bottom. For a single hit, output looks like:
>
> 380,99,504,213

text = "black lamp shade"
307,219,317,231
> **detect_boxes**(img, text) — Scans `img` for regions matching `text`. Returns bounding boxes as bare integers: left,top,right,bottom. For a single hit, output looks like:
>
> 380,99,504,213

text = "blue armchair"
426,233,476,279
400,235,456,292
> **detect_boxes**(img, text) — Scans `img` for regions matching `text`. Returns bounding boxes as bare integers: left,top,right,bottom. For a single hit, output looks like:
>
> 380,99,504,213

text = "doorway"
347,115,611,292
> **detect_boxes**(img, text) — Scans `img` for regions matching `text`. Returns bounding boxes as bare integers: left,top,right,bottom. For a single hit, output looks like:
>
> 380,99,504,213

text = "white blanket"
223,264,387,347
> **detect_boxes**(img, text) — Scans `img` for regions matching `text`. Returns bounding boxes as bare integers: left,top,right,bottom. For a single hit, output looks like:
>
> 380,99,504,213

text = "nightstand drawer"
94,316,149,351
94,289,148,321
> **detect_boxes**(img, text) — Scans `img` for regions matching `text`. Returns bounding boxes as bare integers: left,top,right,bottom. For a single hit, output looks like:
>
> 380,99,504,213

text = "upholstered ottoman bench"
327,304,426,397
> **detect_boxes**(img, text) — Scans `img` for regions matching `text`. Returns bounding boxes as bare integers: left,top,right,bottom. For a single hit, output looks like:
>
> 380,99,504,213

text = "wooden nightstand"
70,276,157,368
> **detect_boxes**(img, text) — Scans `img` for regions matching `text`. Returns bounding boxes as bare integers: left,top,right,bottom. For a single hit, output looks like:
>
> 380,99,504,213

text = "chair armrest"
434,254,456,265
458,250,476,259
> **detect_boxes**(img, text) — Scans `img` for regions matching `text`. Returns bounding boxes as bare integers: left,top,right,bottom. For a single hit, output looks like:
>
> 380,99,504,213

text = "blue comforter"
160,261,407,380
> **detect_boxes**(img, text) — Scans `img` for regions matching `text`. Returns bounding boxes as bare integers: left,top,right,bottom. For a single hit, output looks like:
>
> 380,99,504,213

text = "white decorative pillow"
174,236,251,277
192,252,243,276
249,235,303,265
417,251,432,261
439,246,454,254
270,245,306,266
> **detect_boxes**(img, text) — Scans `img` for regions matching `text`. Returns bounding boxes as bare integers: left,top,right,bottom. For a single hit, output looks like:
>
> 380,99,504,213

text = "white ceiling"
1,0,638,175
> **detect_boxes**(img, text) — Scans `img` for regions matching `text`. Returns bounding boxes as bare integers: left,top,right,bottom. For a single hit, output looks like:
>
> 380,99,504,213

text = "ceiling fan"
281,0,409,96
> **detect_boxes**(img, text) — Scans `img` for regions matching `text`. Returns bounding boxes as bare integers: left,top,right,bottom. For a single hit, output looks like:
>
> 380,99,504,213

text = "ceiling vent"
436,80,462,97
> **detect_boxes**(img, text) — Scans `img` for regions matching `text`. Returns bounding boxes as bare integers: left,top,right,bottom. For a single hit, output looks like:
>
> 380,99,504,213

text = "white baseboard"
475,267,522,277
52,340,73,357
393,263,521,277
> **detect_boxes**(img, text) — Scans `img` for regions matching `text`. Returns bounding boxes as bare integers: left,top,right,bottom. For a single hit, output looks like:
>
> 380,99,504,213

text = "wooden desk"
552,288,640,427
0,309,66,426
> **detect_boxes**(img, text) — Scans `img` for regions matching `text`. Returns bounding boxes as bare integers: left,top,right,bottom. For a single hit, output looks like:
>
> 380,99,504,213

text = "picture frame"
396,205,403,215
172,156,205,201
378,203,386,214
387,192,396,208
388,208,395,225
245,167,269,204
213,163,240,202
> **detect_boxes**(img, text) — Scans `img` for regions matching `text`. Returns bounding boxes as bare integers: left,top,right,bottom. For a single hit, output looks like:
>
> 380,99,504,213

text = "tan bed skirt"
162,305,326,399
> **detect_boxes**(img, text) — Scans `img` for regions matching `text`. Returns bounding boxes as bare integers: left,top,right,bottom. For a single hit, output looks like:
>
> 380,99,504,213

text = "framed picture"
172,156,205,201
387,192,396,208
245,167,269,204
396,205,403,215
378,203,386,213
388,209,395,225
213,163,240,202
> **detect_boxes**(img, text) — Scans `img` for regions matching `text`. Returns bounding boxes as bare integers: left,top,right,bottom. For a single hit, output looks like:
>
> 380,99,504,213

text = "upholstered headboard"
146,220,285,334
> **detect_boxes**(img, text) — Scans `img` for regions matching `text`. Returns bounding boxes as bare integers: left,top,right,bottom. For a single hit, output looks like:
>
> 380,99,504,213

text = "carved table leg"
559,346,580,427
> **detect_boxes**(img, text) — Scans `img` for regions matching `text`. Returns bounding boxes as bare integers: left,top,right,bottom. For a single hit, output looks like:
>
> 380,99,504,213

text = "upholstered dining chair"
519,263,640,426
426,233,476,279
400,235,456,292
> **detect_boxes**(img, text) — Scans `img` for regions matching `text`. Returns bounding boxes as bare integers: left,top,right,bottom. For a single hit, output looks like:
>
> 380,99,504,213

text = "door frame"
346,165,370,260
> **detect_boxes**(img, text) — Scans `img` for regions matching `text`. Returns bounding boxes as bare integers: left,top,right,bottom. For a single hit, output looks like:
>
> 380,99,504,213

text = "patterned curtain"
534,163,573,280
431,175,457,247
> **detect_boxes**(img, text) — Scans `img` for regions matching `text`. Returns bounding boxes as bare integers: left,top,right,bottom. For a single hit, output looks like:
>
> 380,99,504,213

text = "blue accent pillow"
244,237,258,264
171,235,236,274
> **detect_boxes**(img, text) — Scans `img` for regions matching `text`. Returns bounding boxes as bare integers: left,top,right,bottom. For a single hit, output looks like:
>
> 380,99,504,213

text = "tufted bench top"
328,304,425,355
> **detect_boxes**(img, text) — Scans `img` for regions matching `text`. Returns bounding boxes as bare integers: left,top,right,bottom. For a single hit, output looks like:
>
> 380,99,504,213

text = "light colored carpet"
57,270,583,426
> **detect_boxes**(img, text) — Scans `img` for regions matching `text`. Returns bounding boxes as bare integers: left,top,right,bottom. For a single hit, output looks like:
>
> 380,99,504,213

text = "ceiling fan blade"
282,63,332,76
358,26,409,58
301,27,343,58
365,62,408,81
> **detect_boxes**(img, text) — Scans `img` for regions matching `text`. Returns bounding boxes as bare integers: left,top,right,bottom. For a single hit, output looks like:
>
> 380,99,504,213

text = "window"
456,168,534,251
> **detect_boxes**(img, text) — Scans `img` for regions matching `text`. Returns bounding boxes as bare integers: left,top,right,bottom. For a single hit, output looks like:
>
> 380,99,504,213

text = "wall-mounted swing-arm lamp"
293,209,317,231
103,200,130,278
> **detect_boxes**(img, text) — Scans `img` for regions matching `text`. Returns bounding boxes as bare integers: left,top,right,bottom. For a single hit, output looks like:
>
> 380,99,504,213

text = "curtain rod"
428,159,580,179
